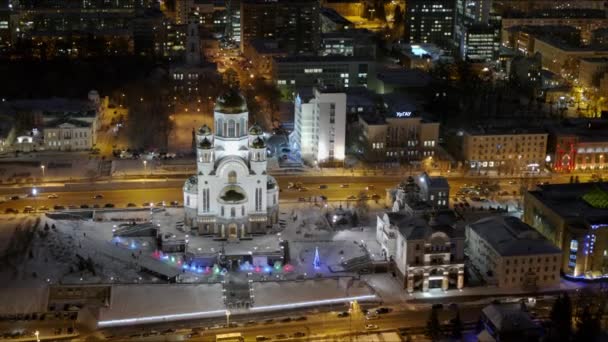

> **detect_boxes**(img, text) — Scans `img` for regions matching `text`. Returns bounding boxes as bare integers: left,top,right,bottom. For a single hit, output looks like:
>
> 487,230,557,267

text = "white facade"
293,87,346,164
376,213,465,293
466,216,562,289
44,122,93,151
183,91,279,239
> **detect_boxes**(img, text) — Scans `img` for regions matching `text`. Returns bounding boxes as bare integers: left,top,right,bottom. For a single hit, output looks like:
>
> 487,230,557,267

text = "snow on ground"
252,278,375,308
98,283,224,323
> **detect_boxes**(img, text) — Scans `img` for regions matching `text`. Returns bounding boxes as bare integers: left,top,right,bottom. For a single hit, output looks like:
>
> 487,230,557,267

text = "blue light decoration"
263,266,272,273
130,241,136,249
591,224,608,230
583,234,596,256
313,246,321,270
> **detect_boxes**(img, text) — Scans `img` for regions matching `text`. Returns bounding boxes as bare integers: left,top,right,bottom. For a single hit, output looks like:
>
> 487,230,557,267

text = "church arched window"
230,207,236,217
221,206,225,216
217,118,223,136
228,171,237,183
228,120,236,137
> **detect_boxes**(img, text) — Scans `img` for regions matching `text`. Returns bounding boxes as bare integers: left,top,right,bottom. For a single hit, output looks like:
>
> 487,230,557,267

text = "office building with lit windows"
462,128,548,174
357,95,439,163
272,56,376,92
240,0,319,54
405,0,455,47
293,87,346,164
459,23,500,62
524,183,608,279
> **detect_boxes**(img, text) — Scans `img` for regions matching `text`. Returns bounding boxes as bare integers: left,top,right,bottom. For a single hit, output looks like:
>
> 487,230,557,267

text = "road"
0,169,590,213
100,297,555,342
0,174,532,213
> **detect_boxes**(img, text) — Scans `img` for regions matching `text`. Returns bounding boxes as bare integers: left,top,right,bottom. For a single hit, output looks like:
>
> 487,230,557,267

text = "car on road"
263,319,274,324
337,311,349,318
170,200,179,206
93,194,103,199
245,320,257,326
376,307,392,314
104,203,115,208
256,336,270,341
142,202,153,207
365,324,378,330
80,204,89,209
38,206,49,211
53,205,65,210
9,196,19,200
47,194,58,199
4,208,18,214
294,316,307,321
347,195,357,200
366,185,375,190
68,205,77,209
156,201,166,207
275,334,287,339
366,312,379,320
126,203,137,207
293,332,306,337
298,187,309,192
280,317,292,323
319,184,327,189
23,206,34,213
340,184,349,188
298,197,306,202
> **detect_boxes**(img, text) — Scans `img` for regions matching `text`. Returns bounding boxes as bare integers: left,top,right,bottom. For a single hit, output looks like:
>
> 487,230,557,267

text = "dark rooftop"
468,216,561,256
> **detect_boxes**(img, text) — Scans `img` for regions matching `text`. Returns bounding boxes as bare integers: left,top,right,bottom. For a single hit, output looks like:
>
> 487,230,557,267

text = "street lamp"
34,330,40,342
225,310,231,327
143,160,147,178
40,164,45,179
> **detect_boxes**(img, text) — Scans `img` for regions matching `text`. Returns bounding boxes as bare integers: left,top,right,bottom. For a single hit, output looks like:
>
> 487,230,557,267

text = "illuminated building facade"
405,0,455,47
183,90,279,239
293,87,346,164
376,211,465,293
462,128,548,174
524,183,608,279
548,120,608,172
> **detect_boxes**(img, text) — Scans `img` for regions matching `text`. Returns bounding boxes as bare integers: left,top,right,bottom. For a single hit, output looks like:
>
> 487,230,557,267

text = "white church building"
183,90,280,239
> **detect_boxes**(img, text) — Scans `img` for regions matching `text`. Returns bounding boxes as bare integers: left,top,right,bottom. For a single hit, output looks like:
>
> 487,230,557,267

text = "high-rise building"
405,0,455,47
240,0,320,54
175,0,194,25
293,87,346,164
454,0,499,61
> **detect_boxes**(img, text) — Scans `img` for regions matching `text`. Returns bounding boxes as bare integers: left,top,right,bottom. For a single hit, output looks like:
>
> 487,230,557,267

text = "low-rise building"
532,36,608,77
320,29,376,58
479,303,542,342
44,119,94,151
467,216,561,289
376,211,465,292
272,55,376,92
358,105,439,163
524,182,608,279
579,57,608,88
547,119,608,172
416,172,450,209
462,128,548,174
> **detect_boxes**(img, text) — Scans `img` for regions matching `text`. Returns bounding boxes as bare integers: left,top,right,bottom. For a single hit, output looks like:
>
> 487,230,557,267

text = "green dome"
198,124,212,135
199,137,213,149
214,89,247,114
251,137,265,149
249,125,263,135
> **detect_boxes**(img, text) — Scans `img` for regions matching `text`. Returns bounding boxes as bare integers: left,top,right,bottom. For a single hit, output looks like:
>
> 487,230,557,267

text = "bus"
215,332,244,342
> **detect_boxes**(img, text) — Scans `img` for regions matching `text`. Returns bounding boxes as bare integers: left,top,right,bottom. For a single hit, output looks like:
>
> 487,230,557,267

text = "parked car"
340,184,349,188
53,205,65,210
47,194,59,199
38,206,49,211
142,202,153,207
293,332,306,337
23,206,34,213
93,194,103,199
104,203,115,208
337,312,349,318
170,200,179,206
319,184,327,189
10,196,19,200
4,208,18,214
365,324,378,330
375,307,392,314
126,203,137,207
80,204,89,209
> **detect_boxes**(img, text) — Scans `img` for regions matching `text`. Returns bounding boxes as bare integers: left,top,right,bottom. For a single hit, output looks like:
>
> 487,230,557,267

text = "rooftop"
320,7,352,26
387,212,465,241
274,55,373,64
468,216,561,256
482,303,540,334
528,182,608,228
